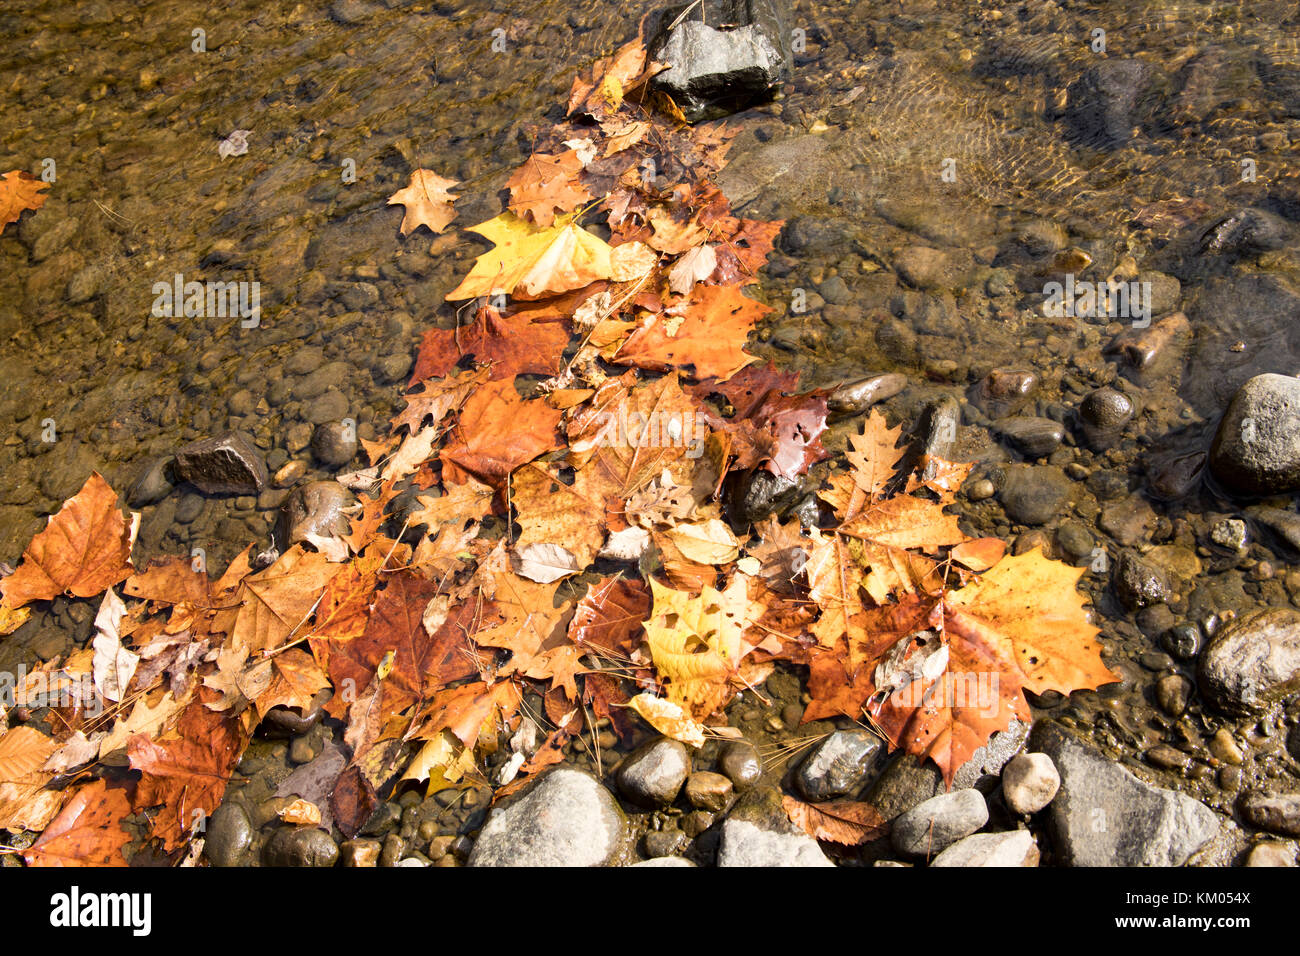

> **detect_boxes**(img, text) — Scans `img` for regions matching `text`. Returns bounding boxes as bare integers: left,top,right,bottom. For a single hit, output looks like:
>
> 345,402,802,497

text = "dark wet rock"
1001,753,1060,815
685,771,734,812
127,456,175,507
999,465,1072,525
1209,374,1300,497
1032,720,1218,866
1237,791,1300,837
469,768,626,867
1247,506,1300,553
1141,270,1182,317
728,469,802,525
718,739,762,789
617,737,690,806
868,752,943,820
304,388,350,425
1065,58,1155,149
204,802,253,867
918,397,961,477
1078,388,1133,451
1146,451,1205,500
286,345,325,376
292,361,349,401
1113,550,1171,611
1055,521,1095,563
827,373,906,419
1200,207,1291,257
1185,275,1300,419
779,215,845,256
931,830,1039,867
717,786,833,867
173,432,267,495
647,0,789,123
891,789,988,858
275,480,356,550
1103,313,1189,387
795,729,881,802
263,826,339,867
996,416,1064,458
893,246,975,292
1197,607,1300,715
311,421,357,468
1162,623,1202,660
643,828,688,858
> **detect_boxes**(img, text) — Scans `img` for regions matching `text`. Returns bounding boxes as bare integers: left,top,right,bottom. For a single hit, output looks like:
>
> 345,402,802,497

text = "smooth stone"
827,373,907,418
1065,58,1153,149
1237,791,1300,837
274,480,356,550
1000,465,1072,525
1001,752,1061,815
996,416,1065,458
930,829,1040,867
1079,387,1133,450
1154,674,1193,717
1197,607,1300,714
173,431,268,495
1209,373,1300,496
340,838,381,867
203,802,253,867
1031,720,1219,866
468,768,625,867
262,826,339,867
728,470,803,525
718,739,762,789
1245,842,1296,866
684,771,734,812
891,789,989,858
617,737,691,807
795,729,881,801
969,368,1037,418
311,421,358,468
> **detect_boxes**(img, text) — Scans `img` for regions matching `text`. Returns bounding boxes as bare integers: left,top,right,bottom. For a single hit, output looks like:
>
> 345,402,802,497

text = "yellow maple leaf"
446,212,614,301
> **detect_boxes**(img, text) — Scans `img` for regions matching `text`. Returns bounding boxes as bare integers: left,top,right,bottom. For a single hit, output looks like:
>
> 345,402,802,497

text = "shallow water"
2,0,1300,853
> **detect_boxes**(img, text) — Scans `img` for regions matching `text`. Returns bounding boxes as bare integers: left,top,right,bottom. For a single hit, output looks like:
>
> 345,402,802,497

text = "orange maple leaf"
614,285,766,382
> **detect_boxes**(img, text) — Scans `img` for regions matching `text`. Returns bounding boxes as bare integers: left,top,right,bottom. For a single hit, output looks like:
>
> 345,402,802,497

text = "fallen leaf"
446,213,614,301
23,780,131,867
0,472,134,607
388,169,459,235
783,795,889,845
627,693,705,747
615,285,766,382
0,170,49,231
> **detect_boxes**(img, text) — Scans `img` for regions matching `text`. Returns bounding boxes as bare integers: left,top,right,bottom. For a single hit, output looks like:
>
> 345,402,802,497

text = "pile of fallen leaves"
0,31,1114,865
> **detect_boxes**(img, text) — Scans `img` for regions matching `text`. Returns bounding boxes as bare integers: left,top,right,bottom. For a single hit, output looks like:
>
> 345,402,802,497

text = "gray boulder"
469,768,626,867
649,0,789,122
891,789,989,858
1032,721,1219,866
930,829,1039,867
275,480,356,550
1209,374,1300,496
716,786,833,867
617,736,690,807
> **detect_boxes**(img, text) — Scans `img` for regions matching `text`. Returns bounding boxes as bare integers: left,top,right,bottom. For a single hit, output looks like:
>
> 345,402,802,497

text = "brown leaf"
0,170,50,231
440,378,564,488
0,472,133,607
23,780,131,867
387,169,459,235
783,795,889,845
614,285,767,382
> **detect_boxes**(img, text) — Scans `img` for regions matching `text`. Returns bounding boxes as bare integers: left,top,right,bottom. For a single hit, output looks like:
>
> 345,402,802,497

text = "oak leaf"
0,170,49,231
387,169,459,235
783,795,889,845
